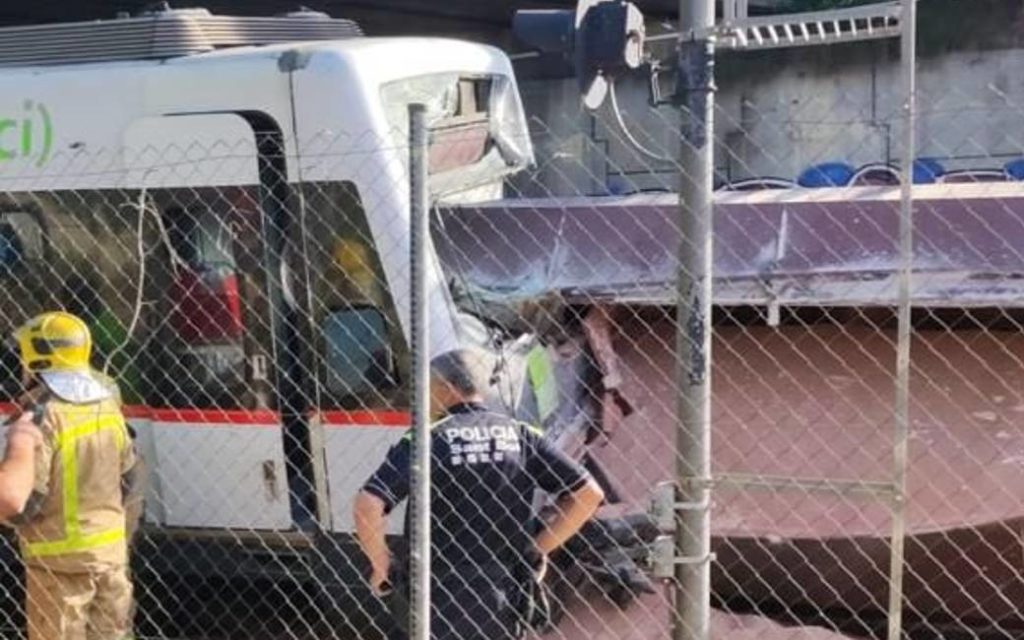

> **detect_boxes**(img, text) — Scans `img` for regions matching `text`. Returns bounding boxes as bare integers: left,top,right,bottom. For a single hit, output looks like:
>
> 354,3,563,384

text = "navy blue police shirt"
362,402,590,579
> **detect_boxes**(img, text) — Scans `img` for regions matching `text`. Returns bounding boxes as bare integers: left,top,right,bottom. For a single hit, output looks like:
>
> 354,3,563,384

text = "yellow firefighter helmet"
13,312,112,404
14,311,93,373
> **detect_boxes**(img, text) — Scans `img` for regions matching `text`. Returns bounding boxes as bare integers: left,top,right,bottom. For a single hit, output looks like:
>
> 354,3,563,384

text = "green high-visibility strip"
527,344,559,422
26,527,125,558
24,411,128,558
59,413,86,542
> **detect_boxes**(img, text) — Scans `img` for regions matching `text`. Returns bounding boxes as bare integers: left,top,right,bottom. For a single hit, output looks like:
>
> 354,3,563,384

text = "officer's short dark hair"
431,348,492,397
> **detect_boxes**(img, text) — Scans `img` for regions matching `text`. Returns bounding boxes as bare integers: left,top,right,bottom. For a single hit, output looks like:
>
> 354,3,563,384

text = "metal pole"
674,0,715,639
408,103,431,640
888,2,915,639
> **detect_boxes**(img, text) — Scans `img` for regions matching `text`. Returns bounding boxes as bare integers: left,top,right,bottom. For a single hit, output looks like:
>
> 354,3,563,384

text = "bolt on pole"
408,103,432,640
674,0,715,639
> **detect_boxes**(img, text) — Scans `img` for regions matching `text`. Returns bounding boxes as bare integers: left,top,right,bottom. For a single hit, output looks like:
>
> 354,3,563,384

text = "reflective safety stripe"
25,527,125,558
24,410,128,558
59,414,127,453
526,345,559,422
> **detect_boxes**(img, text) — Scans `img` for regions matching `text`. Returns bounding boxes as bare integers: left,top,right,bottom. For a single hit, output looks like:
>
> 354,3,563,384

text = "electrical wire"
105,188,149,376
106,177,194,377
608,80,673,163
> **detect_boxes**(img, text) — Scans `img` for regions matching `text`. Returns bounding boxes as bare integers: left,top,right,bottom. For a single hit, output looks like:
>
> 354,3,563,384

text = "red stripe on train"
316,411,409,427
146,407,280,424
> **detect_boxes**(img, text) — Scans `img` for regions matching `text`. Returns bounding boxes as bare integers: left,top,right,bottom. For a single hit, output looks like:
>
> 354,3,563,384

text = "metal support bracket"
670,36,715,109
650,480,712,531
651,535,717,579
646,59,672,107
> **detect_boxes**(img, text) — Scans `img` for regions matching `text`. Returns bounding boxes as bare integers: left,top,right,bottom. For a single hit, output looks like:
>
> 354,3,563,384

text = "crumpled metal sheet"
435,184,1024,308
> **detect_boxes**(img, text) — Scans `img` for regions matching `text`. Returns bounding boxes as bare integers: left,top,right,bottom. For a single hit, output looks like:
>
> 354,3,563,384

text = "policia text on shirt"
353,348,605,640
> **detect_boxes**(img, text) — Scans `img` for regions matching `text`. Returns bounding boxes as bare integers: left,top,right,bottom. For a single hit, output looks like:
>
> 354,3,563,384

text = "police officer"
353,348,605,640
0,311,142,640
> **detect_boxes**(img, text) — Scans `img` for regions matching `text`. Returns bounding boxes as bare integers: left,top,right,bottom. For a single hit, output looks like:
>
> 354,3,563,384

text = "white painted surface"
323,424,407,534
148,422,292,530
122,114,258,188
126,418,166,526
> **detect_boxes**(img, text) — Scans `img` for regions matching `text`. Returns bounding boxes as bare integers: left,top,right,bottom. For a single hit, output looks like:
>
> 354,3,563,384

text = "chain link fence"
0,5,1022,640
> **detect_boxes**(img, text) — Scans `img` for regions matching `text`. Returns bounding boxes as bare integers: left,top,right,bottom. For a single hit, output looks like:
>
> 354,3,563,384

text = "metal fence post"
889,1,916,639
674,0,715,639
408,102,432,640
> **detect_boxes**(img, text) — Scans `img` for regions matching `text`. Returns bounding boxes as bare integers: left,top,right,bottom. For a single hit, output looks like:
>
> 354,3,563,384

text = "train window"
150,191,251,409
164,204,244,345
323,306,395,397
0,193,154,404
0,211,44,273
0,222,24,271
300,182,408,410
62,269,142,404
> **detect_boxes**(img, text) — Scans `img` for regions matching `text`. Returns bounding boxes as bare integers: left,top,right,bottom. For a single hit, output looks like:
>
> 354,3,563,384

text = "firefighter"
0,311,142,640
353,348,605,640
